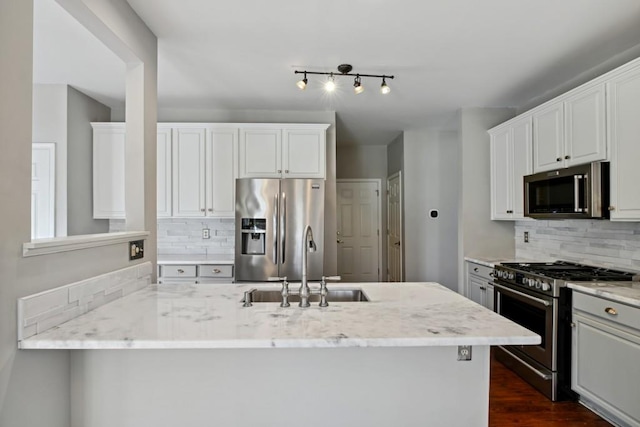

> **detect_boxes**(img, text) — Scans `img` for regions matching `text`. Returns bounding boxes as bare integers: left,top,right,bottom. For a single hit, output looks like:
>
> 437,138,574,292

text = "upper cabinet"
607,64,640,221
92,123,125,219
238,124,329,179
532,83,607,173
490,116,532,220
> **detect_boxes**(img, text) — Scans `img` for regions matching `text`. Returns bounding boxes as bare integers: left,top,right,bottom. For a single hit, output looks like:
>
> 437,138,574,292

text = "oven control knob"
541,282,551,292
529,279,536,287
534,280,542,289
507,272,515,280
522,278,529,286
497,271,504,279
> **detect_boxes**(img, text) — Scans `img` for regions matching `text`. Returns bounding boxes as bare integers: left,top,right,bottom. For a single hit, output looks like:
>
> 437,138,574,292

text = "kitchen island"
20,281,538,427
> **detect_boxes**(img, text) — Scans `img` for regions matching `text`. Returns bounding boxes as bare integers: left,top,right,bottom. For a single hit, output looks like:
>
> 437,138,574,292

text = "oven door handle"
493,283,551,307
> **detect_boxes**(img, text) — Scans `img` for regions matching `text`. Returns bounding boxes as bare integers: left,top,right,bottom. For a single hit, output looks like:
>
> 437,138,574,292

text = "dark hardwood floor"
489,353,611,426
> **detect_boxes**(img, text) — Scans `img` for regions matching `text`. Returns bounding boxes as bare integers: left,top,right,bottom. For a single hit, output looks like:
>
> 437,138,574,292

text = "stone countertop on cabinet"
464,256,517,268
568,281,640,309
19,282,539,350
157,254,234,265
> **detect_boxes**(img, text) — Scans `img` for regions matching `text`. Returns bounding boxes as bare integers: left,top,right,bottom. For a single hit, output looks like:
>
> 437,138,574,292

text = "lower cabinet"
465,261,495,310
158,264,234,284
572,291,640,426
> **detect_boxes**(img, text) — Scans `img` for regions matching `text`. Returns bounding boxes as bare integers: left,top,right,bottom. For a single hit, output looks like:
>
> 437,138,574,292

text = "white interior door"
32,143,56,239
387,172,403,282
336,180,381,282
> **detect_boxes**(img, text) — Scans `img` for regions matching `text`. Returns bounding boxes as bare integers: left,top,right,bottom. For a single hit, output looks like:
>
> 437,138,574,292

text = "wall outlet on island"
202,228,210,239
524,231,529,243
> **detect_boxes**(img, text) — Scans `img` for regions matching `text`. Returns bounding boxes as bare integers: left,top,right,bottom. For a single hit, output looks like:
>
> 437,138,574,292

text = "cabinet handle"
479,286,486,291
608,206,615,211
556,157,562,162
208,208,213,212
200,208,205,212
285,169,289,173
604,307,618,316
277,170,282,173
213,268,221,274
177,269,184,274
564,155,571,160
473,267,479,272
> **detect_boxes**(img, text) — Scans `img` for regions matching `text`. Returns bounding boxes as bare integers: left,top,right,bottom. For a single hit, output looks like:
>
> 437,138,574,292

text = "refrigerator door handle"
274,193,279,264
281,192,286,264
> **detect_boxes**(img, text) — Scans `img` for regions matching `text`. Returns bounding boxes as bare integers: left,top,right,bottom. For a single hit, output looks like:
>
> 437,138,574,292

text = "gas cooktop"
499,261,636,282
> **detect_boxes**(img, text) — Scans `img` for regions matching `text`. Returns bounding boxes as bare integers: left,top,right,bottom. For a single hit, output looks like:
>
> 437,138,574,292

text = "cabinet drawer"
161,265,197,278
198,264,233,278
467,262,494,281
573,291,640,332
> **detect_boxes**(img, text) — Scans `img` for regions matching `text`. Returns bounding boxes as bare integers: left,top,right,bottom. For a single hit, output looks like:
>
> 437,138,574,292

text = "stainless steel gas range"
492,261,636,401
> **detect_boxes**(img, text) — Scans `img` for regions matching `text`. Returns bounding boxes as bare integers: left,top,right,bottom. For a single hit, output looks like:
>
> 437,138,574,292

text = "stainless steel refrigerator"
235,178,324,282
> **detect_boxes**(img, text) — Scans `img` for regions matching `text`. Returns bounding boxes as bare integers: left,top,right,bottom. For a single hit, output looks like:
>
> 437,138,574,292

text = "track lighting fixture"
353,75,364,94
380,77,391,94
294,64,394,95
296,72,308,90
324,73,336,92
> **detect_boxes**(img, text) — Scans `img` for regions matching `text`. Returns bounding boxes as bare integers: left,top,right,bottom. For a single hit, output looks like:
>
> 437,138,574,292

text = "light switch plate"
129,240,144,260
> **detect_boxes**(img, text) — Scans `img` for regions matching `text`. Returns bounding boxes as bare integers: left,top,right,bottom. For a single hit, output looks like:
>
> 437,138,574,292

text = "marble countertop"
464,256,518,268
157,254,234,265
19,282,539,350
568,281,640,308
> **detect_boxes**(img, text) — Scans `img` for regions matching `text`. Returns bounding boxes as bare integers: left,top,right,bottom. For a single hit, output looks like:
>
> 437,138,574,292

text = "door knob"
337,239,343,243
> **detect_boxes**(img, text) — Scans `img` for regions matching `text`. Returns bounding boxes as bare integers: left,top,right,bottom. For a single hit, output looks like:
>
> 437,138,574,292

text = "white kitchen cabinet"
92,123,125,219
238,124,328,179
490,116,532,220
172,126,238,218
465,261,494,310
157,125,173,217
532,102,565,173
533,83,607,173
607,63,640,221
572,291,640,426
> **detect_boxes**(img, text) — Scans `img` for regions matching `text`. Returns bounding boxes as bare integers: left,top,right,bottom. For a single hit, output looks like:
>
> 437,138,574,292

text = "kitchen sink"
243,288,369,303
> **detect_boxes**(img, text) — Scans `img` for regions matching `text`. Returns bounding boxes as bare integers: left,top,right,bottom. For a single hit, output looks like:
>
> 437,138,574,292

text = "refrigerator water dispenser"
241,218,266,255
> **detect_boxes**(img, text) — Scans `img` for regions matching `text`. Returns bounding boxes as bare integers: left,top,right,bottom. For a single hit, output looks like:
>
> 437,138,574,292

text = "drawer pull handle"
213,269,221,274
473,267,479,272
604,307,618,316
177,269,184,274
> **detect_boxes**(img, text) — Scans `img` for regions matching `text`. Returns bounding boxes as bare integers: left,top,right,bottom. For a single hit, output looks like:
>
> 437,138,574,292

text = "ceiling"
35,0,640,146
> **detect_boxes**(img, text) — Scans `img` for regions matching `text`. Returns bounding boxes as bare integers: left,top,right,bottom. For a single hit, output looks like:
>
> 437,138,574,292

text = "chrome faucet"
299,225,317,307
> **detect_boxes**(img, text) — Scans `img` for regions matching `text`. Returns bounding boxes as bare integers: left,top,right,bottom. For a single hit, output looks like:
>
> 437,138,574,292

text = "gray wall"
66,86,111,235
403,129,460,290
0,1,157,426
457,108,516,292
387,133,404,176
153,108,339,276
336,144,388,280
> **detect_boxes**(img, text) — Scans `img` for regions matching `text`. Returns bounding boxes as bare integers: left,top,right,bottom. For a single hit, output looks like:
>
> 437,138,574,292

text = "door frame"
386,171,403,282
336,179,383,281
32,142,56,239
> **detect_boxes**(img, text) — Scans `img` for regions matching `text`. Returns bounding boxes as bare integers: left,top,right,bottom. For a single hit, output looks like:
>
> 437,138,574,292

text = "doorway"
387,172,403,282
336,180,382,282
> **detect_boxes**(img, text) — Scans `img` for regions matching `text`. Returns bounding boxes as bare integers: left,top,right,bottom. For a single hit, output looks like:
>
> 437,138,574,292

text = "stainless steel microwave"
524,162,609,219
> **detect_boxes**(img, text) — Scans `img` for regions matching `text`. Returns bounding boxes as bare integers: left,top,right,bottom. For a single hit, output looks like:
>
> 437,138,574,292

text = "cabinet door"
238,128,282,178
511,116,533,218
172,128,206,217
485,284,495,311
467,274,485,306
282,128,326,178
572,313,640,425
533,103,564,172
564,84,607,167
490,127,512,220
207,128,238,217
607,65,640,220
157,127,172,217
92,124,125,219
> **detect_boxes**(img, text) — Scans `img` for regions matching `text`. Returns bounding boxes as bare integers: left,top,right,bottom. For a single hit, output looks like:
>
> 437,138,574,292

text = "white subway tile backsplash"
155,218,235,256
516,220,640,272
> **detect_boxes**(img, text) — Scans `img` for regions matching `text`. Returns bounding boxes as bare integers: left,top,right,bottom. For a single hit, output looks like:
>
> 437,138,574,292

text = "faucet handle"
322,276,341,282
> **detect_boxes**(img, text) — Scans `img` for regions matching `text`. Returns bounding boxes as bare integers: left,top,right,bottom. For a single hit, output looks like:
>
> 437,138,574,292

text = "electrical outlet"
457,345,472,361
129,240,144,260
202,228,210,239
524,231,529,243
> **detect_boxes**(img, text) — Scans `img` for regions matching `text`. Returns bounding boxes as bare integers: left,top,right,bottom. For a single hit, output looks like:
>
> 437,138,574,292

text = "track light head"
380,77,391,94
324,73,336,92
296,72,308,90
353,75,364,94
